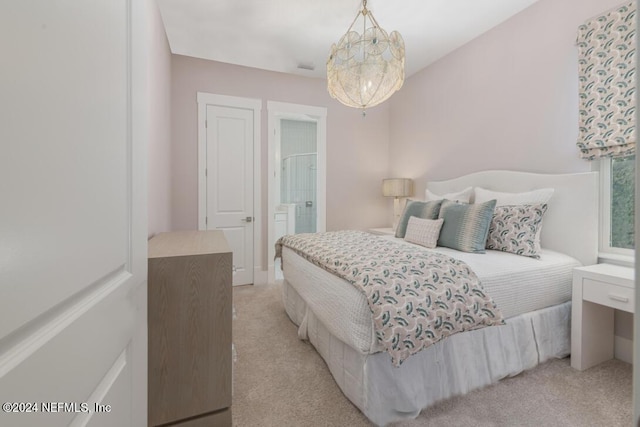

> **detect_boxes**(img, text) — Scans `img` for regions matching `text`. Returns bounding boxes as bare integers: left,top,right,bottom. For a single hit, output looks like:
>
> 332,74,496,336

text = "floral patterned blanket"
276,230,504,366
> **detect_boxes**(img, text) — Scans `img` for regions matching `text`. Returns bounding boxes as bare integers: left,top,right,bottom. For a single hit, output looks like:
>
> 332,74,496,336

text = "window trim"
598,157,634,263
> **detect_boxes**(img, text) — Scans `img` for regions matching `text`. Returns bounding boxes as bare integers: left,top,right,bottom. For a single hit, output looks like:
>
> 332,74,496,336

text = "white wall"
388,0,631,345
389,0,623,198
147,0,172,237
170,55,391,269
159,0,633,287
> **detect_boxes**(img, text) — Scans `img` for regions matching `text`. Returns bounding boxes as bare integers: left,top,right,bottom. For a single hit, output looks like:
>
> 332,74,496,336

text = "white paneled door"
204,104,255,286
0,1,147,427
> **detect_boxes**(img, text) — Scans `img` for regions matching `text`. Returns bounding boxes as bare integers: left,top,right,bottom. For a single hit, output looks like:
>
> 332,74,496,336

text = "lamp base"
392,197,401,231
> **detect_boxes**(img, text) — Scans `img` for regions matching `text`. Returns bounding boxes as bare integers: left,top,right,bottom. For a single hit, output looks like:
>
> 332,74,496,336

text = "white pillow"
404,217,444,249
474,187,554,206
425,186,473,203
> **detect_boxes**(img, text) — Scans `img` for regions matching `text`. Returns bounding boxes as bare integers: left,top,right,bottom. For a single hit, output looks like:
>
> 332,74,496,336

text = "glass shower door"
281,153,317,233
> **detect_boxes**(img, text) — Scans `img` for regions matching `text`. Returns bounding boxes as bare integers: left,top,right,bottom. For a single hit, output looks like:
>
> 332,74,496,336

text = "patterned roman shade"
576,2,636,160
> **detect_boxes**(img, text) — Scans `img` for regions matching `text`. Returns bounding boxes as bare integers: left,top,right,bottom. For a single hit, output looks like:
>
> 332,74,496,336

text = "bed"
277,170,598,426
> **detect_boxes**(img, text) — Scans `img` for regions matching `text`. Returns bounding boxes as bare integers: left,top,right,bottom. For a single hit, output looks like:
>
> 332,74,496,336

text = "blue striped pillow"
437,199,497,253
395,199,442,238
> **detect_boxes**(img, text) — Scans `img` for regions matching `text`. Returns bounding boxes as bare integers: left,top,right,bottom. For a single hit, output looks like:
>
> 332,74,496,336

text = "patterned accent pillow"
395,199,442,238
437,199,497,253
404,217,444,249
486,204,548,259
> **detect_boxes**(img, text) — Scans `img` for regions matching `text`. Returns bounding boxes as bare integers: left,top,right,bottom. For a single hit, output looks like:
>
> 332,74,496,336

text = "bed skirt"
282,279,571,426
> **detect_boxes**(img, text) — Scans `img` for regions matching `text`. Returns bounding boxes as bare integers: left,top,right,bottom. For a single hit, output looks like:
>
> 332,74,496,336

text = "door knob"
241,217,253,223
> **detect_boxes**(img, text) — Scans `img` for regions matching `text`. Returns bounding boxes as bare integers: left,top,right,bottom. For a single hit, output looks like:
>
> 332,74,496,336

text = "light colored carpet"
232,282,632,427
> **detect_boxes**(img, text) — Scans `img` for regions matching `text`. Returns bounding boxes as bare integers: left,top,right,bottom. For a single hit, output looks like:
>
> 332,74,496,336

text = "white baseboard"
614,336,633,364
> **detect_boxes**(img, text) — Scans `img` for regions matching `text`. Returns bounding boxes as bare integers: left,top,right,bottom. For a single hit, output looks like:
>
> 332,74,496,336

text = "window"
577,2,635,260
601,155,635,255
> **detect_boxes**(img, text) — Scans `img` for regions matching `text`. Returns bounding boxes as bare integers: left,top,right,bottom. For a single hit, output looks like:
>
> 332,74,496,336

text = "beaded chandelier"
327,0,405,113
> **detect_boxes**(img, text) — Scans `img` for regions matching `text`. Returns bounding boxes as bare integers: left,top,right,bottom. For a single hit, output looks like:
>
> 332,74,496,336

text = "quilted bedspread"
275,230,504,366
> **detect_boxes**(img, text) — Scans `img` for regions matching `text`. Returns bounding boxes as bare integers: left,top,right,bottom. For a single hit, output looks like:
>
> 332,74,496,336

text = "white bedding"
281,240,580,355
283,279,571,426
279,170,597,426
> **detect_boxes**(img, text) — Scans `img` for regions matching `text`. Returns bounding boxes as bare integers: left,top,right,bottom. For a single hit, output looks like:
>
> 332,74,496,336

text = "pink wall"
165,0,620,267
389,0,622,198
170,55,391,267
147,0,172,237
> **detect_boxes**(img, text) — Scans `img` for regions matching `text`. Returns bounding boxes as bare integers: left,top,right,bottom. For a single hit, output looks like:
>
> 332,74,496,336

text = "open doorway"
280,119,318,234
267,102,327,283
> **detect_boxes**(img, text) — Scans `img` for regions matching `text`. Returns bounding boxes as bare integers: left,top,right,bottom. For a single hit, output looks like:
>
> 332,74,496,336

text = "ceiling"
157,0,540,79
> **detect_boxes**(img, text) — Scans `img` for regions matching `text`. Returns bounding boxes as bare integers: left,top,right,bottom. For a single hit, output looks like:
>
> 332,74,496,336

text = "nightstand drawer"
582,278,634,313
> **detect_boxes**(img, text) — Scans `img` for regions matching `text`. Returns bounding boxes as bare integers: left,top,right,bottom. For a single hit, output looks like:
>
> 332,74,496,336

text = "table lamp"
382,178,414,230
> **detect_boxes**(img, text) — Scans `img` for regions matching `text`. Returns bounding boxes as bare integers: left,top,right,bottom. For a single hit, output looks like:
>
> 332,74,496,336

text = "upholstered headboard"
426,170,599,266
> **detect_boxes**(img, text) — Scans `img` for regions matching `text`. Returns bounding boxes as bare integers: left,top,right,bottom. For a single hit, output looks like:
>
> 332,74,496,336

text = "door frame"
197,92,263,284
267,101,327,283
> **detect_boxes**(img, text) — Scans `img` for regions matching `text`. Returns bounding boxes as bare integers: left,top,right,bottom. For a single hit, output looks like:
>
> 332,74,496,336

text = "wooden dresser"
148,230,233,427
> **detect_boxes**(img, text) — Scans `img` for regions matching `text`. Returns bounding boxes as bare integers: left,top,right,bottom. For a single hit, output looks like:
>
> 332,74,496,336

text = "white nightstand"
368,227,395,236
571,263,635,370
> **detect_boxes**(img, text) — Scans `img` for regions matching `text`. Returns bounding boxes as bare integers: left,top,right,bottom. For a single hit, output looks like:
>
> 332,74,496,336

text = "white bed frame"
282,170,599,426
427,170,599,266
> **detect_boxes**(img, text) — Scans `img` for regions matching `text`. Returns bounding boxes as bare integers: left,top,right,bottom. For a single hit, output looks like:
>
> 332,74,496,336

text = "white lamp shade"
382,178,413,198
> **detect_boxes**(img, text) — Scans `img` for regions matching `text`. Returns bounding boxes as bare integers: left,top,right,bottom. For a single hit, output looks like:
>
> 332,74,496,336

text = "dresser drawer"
582,278,634,313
